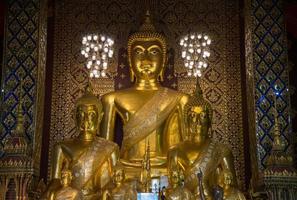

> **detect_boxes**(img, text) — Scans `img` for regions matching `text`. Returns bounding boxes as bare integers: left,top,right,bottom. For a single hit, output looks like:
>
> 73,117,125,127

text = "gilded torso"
58,137,118,196
169,140,231,193
103,87,188,166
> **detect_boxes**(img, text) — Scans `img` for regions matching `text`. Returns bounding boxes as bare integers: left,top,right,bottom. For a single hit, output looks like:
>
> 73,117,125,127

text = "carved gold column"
0,0,48,199
0,98,33,200
264,109,297,199
244,0,296,196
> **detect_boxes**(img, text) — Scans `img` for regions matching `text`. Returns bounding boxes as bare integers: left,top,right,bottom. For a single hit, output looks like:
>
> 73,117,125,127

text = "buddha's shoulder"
101,89,134,102
95,137,119,148
54,139,77,148
166,88,190,105
165,87,188,96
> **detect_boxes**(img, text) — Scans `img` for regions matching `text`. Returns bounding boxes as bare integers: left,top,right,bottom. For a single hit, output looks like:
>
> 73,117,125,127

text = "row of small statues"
49,157,243,200
41,11,245,200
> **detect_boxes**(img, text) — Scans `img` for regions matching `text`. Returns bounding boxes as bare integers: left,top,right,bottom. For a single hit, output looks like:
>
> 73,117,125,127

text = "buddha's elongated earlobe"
159,53,168,82
159,70,164,82
130,69,135,82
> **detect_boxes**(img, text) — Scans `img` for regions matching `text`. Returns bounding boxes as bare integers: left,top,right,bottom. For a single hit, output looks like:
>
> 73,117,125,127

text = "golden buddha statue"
42,84,119,200
100,11,189,178
102,163,137,200
165,167,194,200
167,80,243,200
53,169,82,200
218,171,246,200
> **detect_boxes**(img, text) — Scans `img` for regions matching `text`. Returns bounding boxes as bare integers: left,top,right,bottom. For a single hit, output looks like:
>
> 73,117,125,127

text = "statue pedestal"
137,193,158,200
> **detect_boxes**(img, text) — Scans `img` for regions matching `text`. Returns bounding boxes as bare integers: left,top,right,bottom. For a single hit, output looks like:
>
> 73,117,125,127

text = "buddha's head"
169,167,182,188
127,11,167,82
185,80,212,142
218,170,234,190
61,169,72,187
113,163,125,186
75,84,102,138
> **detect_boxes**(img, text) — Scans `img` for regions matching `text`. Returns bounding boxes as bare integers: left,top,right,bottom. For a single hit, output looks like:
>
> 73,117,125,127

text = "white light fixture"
81,34,114,78
180,33,211,77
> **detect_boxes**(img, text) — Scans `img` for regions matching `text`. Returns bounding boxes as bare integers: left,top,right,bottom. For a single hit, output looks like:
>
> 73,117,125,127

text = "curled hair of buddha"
127,11,167,81
75,83,102,112
184,79,213,122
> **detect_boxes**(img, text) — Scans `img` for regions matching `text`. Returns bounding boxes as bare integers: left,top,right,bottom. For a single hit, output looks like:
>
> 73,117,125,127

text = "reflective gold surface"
100,12,189,178
42,85,119,200
167,80,244,199
165,167,194,200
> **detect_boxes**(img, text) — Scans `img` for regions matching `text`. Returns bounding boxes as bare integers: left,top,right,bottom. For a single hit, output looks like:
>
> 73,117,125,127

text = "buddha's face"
223,172,233,188
76,104,100,134
113,168,125,184
169,170,180,186
61,171,72,187
130,40,165,81
188,106,210,142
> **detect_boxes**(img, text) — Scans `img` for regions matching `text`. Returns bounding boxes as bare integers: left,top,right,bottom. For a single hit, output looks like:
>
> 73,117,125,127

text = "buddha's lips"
80,123,94,130
140,64,152,70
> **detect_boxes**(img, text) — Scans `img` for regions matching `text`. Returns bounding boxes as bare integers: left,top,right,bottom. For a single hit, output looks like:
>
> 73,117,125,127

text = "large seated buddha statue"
100,11,189,178
42,85,119,200
167,80,245,200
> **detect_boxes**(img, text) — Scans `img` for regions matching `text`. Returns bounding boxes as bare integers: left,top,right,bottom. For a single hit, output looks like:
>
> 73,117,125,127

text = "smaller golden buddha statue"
165,167,194,200
167,79,243,200
42,84,119,200
102,163,137,200
53,169,82,200
218,171,245,200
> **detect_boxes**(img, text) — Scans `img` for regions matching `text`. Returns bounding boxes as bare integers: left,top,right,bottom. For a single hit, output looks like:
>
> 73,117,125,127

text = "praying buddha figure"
165,167,194,200
218,170,246,200
53,169,82,200
100,11,189,178
102,163,137,200
167,80,244,200
42,84,119,200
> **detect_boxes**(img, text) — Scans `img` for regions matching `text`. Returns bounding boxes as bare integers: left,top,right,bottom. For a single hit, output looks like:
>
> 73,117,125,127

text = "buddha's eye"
134,48,144,55
150,48,159,55
88,111,97,119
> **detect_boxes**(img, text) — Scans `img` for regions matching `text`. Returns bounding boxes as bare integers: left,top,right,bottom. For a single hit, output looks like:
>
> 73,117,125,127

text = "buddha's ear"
166,52,169,64
99,111,104,121
130,68,135,82
97,103,104,121
159,52,169,82
159,70,164,82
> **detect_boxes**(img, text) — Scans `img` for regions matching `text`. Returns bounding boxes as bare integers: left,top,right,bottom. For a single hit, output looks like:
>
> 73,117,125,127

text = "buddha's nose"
141,60,152,69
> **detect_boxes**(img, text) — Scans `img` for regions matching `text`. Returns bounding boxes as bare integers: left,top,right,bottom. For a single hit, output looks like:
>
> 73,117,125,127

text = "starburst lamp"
81,34,114,78
179,33,211,77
